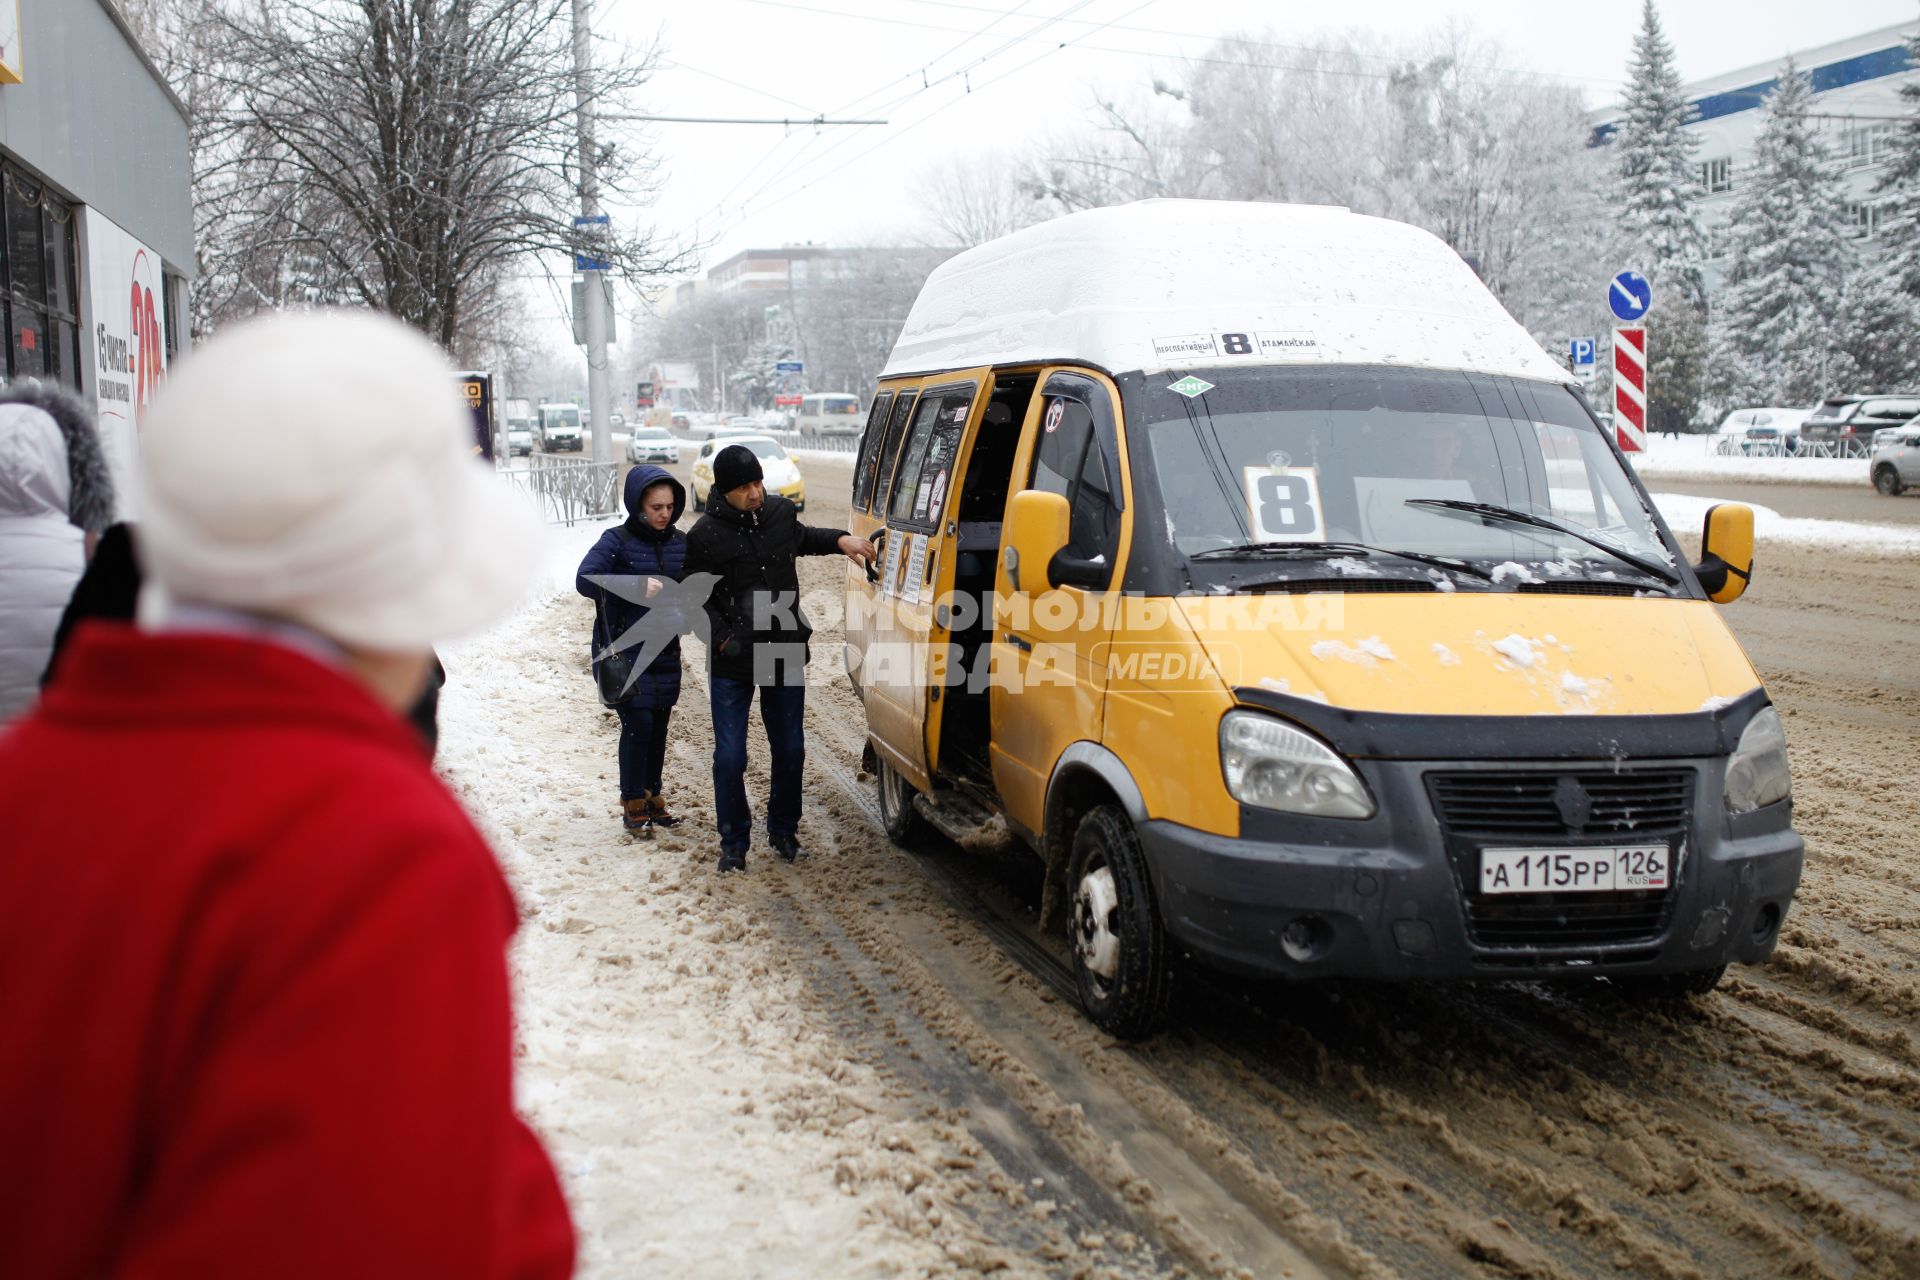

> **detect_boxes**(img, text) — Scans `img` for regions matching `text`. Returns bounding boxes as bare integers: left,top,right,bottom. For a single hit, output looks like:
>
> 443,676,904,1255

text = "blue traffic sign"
774,360,804,374
1609,271,1651,321
1570,337,1596,368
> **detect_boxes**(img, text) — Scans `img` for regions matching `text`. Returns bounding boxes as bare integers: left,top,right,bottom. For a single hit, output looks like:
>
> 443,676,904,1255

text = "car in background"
690,433,805,511
671,411,691,430
1800,395,1920,456
1870,424,1920,495
626,426,681,464
505,422,535,457
797,393,863,438
1713,407,1810,455
538,402,582,452
610,410,626,430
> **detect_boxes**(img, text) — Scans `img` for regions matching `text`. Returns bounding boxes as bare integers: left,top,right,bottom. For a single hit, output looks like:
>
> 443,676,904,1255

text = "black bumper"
1138,756,1803,983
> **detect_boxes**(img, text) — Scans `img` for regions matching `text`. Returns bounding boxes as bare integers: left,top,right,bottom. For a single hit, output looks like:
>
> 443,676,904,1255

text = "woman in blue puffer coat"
576,464,688,835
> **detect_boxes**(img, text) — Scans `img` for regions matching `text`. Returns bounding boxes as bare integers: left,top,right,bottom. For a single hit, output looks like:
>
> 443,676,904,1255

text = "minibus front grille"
1427,769,1693,950
1427,770,1693,838
1464,893,1675,949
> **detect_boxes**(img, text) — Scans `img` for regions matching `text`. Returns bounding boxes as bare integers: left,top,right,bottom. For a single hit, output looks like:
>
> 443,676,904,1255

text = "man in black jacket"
685,444,875,871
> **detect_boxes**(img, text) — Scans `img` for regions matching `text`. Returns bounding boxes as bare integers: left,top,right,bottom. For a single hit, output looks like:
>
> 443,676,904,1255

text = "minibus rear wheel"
875,757,925,846
1068,806,1171,1040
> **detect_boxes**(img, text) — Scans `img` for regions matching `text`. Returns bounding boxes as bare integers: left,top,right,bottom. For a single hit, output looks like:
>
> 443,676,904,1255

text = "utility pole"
571,0,613,472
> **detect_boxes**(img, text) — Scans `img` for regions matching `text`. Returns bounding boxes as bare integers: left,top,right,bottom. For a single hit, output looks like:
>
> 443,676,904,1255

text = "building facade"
0,0,193,508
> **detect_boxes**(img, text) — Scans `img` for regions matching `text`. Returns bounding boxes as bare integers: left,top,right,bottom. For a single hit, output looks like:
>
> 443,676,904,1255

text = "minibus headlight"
1725,706,1791,813
1219,711,1374,819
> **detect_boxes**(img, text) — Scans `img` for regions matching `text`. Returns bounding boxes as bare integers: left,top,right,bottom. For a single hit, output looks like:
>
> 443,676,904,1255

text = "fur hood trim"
0,381,115,533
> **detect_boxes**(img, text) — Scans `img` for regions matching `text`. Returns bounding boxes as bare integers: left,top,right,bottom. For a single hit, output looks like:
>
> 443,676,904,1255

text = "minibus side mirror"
1694,503,1754,604
1004,490,1071,594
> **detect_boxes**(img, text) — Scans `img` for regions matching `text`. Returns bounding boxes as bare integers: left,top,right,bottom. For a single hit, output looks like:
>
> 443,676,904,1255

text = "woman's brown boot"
647,795,681,828
623,795,653,835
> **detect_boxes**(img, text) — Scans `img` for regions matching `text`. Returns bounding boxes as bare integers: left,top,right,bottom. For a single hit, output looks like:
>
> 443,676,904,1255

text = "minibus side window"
870,391,921,514
1029,379,1120,586
851,391,894,511
889,387,974,526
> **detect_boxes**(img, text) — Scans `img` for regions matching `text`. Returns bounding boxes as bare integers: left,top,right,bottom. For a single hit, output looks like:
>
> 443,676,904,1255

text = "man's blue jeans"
710,676,806,853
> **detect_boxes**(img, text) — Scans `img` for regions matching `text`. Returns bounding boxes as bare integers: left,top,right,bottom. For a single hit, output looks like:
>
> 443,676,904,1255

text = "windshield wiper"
1402,499,1680,586
1189,540,1495,581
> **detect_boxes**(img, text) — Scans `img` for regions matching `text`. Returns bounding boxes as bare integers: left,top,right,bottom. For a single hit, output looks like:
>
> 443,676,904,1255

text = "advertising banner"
83,207,169,510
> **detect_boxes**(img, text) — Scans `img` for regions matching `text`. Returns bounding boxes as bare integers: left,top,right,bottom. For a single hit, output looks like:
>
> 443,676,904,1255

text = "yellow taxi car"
844,200,1799,1039
690,433,806,512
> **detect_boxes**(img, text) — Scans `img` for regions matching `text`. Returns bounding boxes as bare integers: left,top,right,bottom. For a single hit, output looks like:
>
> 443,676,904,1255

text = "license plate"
1479,846,1669,894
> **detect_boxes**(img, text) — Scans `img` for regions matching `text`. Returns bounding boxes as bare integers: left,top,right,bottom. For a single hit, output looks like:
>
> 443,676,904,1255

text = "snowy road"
438,455,1919,1279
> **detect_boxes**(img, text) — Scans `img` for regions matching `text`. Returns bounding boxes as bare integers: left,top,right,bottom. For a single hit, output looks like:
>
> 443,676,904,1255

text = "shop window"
1700,157,1732,195
1,167,82,392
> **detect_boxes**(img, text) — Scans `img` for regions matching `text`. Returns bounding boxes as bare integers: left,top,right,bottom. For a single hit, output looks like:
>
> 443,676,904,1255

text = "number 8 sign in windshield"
1242,466,1326,541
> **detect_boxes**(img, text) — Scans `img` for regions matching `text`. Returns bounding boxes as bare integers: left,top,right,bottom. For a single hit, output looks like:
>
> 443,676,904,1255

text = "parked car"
1713,407,1810,455
690,433,804,511
1870,424,1920,495
1799,395,1920,456
626,426,681,464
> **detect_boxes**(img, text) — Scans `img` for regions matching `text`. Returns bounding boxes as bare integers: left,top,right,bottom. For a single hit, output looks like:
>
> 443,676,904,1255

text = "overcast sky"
534,0,1919,355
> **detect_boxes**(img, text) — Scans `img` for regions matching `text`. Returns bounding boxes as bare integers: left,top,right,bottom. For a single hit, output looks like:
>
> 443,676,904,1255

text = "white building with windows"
1596,23,1917,283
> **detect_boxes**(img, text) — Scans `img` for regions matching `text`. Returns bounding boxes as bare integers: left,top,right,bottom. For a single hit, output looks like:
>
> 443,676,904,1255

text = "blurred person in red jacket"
0,311,573,1279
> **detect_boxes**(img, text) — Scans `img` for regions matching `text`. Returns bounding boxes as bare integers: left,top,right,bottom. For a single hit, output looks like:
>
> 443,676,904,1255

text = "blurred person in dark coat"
576,463,691,834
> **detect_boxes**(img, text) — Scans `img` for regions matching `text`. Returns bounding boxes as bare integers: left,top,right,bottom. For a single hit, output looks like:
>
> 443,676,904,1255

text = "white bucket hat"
136,309,541,651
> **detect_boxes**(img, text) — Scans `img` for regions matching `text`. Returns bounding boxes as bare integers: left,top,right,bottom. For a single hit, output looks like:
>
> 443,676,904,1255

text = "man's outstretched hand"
838,534,877,566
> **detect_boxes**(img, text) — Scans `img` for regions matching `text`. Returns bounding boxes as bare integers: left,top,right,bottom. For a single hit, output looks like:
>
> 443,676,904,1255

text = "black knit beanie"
712,443,764,495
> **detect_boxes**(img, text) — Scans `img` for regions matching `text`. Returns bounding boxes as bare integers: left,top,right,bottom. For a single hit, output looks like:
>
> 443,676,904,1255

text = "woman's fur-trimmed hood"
0,382,115,533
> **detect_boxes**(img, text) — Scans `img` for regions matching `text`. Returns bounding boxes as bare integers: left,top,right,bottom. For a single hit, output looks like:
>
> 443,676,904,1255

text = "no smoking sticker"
1043,399,1066,433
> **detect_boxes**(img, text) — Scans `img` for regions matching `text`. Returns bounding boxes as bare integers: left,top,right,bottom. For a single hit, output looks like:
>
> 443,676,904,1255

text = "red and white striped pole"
1612,326,1648,453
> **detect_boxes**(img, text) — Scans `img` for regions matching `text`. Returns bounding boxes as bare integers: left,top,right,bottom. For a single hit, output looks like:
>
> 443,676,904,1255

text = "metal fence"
1710,438,1866,460
498,454,620,525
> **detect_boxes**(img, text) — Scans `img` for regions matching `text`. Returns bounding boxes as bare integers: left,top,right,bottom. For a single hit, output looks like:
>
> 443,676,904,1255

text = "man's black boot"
717,848,747,873
770,833,805,863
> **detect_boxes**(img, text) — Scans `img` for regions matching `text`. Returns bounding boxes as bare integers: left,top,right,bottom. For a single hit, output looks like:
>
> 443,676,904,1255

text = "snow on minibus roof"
881,199,1567,385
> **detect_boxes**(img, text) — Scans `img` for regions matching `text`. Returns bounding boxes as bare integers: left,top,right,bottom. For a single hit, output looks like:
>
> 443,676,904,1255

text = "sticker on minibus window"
1242,466,1327,541
927,468,950,516
1043,399,1065,433
881,528,906,597
902,535,929,606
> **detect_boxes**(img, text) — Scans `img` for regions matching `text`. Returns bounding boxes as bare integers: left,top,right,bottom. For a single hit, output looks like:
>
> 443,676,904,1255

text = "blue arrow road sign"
1609,271,1651,321
1570,337,1596,367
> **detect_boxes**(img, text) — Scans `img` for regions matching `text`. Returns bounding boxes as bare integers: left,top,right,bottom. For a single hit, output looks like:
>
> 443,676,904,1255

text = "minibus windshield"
1127,366,1674,586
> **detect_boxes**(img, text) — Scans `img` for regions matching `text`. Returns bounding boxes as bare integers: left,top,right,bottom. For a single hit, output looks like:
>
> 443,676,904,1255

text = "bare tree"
187,0,687,348
917,151,1046,248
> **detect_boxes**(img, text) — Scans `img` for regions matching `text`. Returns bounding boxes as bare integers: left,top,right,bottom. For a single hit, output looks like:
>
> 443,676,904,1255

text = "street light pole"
571,0,613,472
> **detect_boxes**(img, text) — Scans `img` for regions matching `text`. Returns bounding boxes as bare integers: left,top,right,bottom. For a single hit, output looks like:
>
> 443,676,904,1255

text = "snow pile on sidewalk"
1627,433,1864,486
1649,491,1920,554
431,522,979,1279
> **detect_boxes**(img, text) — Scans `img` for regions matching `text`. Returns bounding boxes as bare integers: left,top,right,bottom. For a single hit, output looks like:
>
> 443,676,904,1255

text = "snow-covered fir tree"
1873,28,1920,299
1712,60,1853,405
1612,0,1710,310
1610,0,1711,429
1827,270,1920,392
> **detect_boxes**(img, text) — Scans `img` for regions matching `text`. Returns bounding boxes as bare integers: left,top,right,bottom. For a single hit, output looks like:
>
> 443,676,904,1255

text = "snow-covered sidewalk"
432,524,988,1279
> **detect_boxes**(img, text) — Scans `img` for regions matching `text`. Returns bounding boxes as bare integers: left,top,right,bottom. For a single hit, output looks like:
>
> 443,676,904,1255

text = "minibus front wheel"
1069,807,1172,1040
